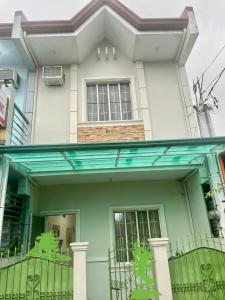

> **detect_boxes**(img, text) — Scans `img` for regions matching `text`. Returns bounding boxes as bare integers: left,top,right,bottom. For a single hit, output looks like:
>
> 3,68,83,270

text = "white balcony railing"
10,104,31,145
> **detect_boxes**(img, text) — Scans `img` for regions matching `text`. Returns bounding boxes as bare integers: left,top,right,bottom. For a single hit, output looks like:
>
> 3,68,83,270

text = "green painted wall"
37,180,192,256
29,179,195,300
185,172,211,236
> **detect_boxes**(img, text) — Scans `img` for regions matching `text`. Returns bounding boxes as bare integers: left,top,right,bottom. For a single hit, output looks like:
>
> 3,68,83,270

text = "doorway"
29,210,78,254
45,214,75,253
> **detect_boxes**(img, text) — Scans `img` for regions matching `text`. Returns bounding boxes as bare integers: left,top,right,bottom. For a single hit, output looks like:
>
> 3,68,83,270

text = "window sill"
78,120,143,127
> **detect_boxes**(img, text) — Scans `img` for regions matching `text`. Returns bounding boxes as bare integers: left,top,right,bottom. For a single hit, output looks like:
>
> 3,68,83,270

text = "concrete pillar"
206,153,225,237
70,242,89,300
70,64,78,143
195,107,215,137
0,158,9,245
149,238,173,300
136,61,152,140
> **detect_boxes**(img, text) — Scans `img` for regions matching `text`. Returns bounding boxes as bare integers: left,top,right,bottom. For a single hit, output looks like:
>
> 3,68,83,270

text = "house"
0,1,225,300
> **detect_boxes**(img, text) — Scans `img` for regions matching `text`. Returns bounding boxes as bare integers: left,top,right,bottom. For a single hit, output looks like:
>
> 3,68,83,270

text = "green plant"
26,232,71,262
131,243,160,300
205,183,225,199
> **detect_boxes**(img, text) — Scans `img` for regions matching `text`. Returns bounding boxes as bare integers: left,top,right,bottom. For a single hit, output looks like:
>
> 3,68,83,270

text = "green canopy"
1,137,224,175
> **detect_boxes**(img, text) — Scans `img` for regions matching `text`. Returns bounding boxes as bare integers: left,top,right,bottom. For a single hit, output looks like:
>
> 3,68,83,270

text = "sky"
0,0,224,136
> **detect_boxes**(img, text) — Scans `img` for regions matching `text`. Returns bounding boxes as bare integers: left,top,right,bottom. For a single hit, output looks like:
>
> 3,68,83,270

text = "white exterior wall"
144,62,190,140
33,66,70,144
32,41,196,143
77,40,141,123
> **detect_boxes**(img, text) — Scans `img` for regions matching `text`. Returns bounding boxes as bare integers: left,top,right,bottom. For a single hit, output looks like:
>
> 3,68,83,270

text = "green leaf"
26,232,71,262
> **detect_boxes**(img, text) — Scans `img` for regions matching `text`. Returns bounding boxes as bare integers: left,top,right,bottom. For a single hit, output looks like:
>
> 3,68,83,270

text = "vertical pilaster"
149,238,173,300
70,64,78,143
136,61,152,140
25,72,35,143
4,87,16,145
70,242,89,300
177,66,200,137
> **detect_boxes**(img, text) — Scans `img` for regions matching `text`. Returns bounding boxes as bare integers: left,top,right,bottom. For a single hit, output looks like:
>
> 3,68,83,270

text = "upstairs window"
87,82,132,121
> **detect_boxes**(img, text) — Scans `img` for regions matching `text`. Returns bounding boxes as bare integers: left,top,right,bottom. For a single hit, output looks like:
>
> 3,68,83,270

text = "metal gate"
0,256,73,299
108,248,156,300
169,237,225,300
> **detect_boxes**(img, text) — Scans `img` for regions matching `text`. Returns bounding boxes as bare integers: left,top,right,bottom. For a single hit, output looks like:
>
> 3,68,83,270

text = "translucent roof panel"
2,138,224,174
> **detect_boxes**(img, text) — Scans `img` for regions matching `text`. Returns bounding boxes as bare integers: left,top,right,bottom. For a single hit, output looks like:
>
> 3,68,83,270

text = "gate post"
148,238,173,300
70,242,89,300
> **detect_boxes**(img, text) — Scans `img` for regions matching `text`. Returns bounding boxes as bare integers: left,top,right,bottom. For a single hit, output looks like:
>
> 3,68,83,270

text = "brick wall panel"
78,124,145,143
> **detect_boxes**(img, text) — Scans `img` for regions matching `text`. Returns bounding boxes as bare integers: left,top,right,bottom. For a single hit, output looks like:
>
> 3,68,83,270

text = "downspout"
20,32,39,250
23,31,39,144
181,169,197,235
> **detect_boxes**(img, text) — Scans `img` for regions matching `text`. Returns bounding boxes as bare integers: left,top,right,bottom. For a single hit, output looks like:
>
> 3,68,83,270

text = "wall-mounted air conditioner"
0,69,20,89
42,66,65,86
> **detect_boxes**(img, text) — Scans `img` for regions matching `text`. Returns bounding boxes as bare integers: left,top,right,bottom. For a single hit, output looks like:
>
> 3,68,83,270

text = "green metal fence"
0,255,73,299
168,236,225,300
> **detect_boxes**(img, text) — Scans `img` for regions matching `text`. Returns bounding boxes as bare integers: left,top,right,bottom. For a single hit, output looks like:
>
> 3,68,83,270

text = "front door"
29,214,45,248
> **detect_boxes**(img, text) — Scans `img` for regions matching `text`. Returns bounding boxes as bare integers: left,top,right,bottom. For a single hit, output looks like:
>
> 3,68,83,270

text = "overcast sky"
0,0,224,136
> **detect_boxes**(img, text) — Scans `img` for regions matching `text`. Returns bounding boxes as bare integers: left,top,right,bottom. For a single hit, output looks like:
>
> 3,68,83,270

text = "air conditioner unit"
42,66,65,86
0,69,20,89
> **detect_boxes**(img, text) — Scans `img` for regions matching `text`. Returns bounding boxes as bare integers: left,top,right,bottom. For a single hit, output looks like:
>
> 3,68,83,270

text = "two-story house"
0,1,225,300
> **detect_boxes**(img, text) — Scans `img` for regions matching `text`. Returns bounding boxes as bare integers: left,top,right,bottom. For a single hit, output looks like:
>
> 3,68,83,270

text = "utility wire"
202,44,225,76
202,67,225,95
203,67,225,104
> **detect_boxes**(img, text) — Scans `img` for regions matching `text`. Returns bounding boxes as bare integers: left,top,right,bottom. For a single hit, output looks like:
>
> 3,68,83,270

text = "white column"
0,158,9,244
136,61,152,140
149,238,173,300
70,64,78,143
70,242,89,300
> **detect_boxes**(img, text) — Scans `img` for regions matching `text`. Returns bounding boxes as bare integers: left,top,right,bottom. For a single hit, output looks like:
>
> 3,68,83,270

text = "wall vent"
0,69,20,89
42,66,65,86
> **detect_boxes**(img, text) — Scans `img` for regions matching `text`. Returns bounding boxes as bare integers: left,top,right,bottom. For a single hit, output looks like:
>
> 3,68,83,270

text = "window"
1,191,26,253
87,82,132,121
114,209,161,262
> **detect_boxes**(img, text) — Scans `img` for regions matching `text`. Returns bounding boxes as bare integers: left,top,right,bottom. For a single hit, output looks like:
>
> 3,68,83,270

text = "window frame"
109,204,167,262
82,77,138,123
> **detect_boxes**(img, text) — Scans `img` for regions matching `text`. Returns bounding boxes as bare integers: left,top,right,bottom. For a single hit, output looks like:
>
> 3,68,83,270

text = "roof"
0,0,193,36
0,0,198,66
2,137,225,175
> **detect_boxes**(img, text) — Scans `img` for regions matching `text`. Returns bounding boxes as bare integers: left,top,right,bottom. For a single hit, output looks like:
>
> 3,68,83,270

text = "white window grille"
113,209,161,262
87,82,132,121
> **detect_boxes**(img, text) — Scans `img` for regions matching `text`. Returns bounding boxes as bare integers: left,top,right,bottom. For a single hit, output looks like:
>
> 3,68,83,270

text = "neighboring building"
0,1,225,300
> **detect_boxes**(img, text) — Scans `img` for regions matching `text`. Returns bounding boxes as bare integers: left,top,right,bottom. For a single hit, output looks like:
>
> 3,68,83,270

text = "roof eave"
0,0,191,36
0,137,225,155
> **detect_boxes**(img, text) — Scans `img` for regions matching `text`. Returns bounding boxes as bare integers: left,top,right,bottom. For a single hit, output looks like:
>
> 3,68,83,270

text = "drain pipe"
181,169,198,235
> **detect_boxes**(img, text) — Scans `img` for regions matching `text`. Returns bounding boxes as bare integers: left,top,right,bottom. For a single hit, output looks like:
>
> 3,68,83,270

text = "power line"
202,44,225,76
193,66,225,114
202,67,225,95
203,67,225,108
